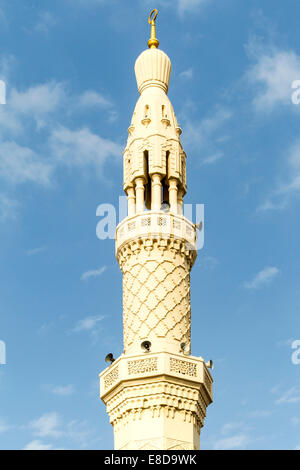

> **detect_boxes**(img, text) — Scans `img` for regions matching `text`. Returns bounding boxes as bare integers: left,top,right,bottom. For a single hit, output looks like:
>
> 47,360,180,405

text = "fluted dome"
134,48,171,95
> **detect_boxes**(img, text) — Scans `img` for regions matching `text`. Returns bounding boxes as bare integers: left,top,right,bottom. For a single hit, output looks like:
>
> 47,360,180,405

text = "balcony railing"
115,211,197,252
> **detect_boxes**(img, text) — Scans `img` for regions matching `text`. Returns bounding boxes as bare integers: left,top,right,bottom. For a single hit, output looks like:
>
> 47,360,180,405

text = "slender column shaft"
135,178,145,213
151,173,162,211
177,188,184,215
168,178,178,214
127,186,136,217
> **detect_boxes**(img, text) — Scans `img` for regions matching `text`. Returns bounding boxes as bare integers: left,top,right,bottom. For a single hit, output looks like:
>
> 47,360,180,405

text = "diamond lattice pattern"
122,248,191,350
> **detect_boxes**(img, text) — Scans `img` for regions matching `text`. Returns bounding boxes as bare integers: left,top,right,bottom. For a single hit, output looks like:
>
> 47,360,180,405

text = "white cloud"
182,107,232,159
0,418,10,433
143,0,211,17
26,412,95,448
257,140,300,212
244,266,280,290
23,440,55,450
178,0,209,15
50,126,121,175
26,246,47,256
201,255,219,270
0,193,19,221
51,385,75,396
78,91,112,109
275,387,300,405
279,141,300,193
29,412,63,438
0,141,52,186
247,42,300,111
256,198,287,212
81,266,106,281
221,422,244,436
65,420,95,448
0,80,65,135
34,11,57,34
10,81,65,117
73,315,105,333
214,434,250,450
78,91,118,122
200,152,223,166
0,54,16,82
0,60,120,220
179,67,193,80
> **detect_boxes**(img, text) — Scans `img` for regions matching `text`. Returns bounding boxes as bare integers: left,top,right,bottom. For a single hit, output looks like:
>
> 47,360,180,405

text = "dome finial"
147,9,159,49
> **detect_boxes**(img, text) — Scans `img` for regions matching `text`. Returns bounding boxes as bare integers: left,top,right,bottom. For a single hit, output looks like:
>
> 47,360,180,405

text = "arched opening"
144,150,151,210
161,151,170,211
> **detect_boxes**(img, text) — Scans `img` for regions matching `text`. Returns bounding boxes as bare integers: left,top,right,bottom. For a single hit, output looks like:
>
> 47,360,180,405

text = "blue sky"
0,0,300,450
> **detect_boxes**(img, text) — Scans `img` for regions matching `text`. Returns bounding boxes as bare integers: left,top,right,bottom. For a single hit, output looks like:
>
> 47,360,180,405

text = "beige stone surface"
100,352,212,450
99,29,213,450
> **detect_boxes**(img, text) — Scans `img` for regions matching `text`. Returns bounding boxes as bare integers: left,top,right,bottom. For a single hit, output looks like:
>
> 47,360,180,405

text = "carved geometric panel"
122,244,191,351
169,358,197,377
128,358,158,375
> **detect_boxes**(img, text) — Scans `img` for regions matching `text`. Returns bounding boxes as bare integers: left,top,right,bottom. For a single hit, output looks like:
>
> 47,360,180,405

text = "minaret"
100,10,213,450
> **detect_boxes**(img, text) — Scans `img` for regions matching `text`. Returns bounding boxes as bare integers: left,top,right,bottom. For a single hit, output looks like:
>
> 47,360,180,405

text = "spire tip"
147,9,159,49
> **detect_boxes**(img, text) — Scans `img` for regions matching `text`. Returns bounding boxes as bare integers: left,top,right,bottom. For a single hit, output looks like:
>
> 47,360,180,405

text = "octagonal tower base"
100,351,213,450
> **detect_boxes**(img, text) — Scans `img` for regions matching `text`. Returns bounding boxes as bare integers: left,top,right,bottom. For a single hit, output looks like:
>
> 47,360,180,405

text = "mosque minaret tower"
100,10,213,450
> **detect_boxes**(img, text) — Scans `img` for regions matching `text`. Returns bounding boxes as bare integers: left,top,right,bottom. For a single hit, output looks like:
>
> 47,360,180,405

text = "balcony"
115,211,197,254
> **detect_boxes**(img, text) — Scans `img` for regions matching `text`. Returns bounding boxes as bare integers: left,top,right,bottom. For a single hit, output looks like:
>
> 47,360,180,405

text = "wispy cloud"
178,0,210,15
200,255,219,270
0,64,121,219
27,412,95,448
26,246,47,256
34,11,57,34
0,418,10,433
0,194,19,221
23,439,56,450
148,0,211,16
29,412,63,438
182,107,231,166
0,141,53,186
246,39,300,111
244,266,280,290
10,81,66,127
179,67,193,80
248,409,273,418
275,386,300,405
52,385,75,396
77,91,118,122
72,315,105,334
44,384,75,397
214,433,250,450
291,417,300,425
257,140,300,212
221,422,244,436
200,152,224,166
50,127,121,176
80,266,106,281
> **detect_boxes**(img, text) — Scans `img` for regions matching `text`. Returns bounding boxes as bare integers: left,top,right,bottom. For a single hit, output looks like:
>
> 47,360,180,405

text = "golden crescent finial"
147,9,159,49
148,9,158,24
